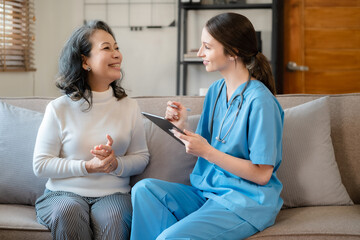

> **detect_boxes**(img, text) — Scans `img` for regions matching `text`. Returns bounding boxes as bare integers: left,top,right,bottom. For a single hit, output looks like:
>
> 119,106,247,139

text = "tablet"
141,112,185,145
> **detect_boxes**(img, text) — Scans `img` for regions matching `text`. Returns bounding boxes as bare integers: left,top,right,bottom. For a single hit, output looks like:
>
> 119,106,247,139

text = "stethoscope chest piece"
215,136,226,144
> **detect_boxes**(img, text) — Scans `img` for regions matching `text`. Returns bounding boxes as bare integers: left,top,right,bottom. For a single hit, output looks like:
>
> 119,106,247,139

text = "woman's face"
197,27,232,73
83,29,122,92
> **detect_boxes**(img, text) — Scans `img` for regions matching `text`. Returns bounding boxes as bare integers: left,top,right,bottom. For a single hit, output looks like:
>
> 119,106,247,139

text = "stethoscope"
210,72,251,144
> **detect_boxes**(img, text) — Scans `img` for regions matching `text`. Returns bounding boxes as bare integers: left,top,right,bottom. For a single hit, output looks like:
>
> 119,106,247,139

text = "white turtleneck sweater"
33,88,149,197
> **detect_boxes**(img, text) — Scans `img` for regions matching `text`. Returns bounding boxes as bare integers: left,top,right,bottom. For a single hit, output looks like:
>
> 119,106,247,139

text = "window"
0,0,35,72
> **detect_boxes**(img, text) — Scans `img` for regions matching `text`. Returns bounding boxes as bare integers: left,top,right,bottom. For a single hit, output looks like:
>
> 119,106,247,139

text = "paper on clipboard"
141,112,185,145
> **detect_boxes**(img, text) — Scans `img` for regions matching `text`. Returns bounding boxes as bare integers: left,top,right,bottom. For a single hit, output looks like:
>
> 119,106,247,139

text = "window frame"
0,0,36,72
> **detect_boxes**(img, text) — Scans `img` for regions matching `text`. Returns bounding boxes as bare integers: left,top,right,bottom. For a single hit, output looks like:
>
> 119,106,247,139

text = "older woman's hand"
86,134,118,173
86,150,117,173
90,134,113,160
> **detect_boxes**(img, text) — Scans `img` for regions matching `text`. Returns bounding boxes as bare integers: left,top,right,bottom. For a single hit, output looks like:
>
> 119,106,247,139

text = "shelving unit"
176,0,282,95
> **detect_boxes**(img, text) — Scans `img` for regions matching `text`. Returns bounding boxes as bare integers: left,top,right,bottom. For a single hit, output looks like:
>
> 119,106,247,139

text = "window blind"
0,0,35,72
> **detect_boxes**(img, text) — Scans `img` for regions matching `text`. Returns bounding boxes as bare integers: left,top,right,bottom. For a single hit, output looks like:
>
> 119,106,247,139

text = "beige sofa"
0,94,359,240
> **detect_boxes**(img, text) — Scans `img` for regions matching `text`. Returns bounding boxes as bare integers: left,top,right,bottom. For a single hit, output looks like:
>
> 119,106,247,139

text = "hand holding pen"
165,101,190,131
169,104,191,112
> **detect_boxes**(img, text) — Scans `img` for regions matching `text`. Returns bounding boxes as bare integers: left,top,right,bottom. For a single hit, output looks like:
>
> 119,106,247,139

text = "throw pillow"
130,115,200,186
0,100,47,206
277,96,353,208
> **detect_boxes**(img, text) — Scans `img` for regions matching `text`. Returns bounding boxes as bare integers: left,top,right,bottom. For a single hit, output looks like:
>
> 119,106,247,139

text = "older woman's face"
82,29,122,92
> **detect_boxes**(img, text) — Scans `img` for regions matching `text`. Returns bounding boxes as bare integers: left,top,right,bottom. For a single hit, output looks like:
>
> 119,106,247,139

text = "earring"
87,67,91,71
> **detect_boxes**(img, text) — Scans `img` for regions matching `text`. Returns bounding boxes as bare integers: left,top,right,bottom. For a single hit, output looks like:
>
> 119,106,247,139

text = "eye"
103,46,110,50
202,43,210,50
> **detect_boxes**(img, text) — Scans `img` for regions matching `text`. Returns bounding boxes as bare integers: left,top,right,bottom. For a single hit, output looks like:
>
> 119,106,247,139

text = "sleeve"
114,103,150,177
196,81,219,142
248,97,284,166
196,94,211,140
33,103,88,178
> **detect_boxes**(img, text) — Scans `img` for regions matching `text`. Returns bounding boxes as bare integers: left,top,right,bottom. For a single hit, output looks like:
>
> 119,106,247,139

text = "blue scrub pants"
130,178,258,240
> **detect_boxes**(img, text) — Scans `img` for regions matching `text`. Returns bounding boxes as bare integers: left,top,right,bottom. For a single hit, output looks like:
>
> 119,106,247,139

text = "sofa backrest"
1,97,53,113
1,93,359,204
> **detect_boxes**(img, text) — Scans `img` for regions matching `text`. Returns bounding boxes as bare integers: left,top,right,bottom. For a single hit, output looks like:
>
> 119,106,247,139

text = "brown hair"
205,12,276,95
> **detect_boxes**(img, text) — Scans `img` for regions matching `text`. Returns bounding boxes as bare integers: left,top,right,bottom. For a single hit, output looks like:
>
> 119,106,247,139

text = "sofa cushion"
278,97,353,208
248,205,360,239
130,115,200,186
0,101,47,206
0,204,51,240
0,204,48,231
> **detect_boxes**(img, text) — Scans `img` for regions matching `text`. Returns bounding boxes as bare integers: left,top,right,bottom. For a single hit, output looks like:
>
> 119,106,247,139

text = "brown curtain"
0,0,35,72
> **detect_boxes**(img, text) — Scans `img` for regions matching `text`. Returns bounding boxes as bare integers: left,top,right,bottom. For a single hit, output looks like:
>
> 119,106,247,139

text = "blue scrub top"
190,79,284,231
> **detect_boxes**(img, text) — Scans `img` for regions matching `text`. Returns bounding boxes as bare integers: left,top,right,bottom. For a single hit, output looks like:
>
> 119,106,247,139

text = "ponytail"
247,52,276,95
205,13,277,96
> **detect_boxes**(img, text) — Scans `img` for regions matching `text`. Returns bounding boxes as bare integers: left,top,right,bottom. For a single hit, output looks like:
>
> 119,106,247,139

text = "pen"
170,104,191,112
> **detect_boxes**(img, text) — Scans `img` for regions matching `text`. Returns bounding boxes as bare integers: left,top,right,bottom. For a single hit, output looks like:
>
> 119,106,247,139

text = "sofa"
0,93,359,240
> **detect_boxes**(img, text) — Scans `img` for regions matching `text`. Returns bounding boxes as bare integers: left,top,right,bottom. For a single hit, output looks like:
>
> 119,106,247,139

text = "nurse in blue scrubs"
130,12,284,240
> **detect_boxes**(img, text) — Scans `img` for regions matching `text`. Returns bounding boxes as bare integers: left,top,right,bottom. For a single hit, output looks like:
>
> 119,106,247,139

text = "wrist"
85,161,94,173
202,145,216,163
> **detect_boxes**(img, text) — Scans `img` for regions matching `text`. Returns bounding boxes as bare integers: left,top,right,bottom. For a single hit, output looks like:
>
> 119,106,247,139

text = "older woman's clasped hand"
85,134,118,173
166,101,211,159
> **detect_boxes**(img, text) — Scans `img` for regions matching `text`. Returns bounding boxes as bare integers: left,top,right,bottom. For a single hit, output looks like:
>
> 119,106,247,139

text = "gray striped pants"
35,189,132,240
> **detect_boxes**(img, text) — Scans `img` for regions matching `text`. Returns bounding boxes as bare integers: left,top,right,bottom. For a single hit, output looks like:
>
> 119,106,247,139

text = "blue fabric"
191,79,284,231
131,178,258,240
130,79,284,239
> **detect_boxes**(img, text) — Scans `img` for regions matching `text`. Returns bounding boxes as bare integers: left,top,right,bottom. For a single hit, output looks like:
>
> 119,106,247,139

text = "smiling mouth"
109,64,121,68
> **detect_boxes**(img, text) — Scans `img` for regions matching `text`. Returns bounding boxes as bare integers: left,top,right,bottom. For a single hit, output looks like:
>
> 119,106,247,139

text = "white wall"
116,27,177,97
33,0,84,97
83,0,178,97
0,0,83,97
0,0,272,97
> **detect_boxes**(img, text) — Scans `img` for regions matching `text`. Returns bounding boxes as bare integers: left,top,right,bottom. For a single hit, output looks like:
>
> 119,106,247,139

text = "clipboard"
141,112,185,145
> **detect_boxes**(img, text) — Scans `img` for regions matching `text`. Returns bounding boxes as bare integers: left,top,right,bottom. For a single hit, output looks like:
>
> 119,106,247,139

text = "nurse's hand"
173,129,212,158
165,101,188,130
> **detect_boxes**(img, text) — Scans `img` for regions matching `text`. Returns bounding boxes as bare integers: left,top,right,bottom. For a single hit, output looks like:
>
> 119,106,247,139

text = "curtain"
0,0,35,71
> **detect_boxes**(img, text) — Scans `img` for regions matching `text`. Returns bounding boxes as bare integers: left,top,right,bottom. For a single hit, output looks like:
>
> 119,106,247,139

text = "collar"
92,87,113,103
